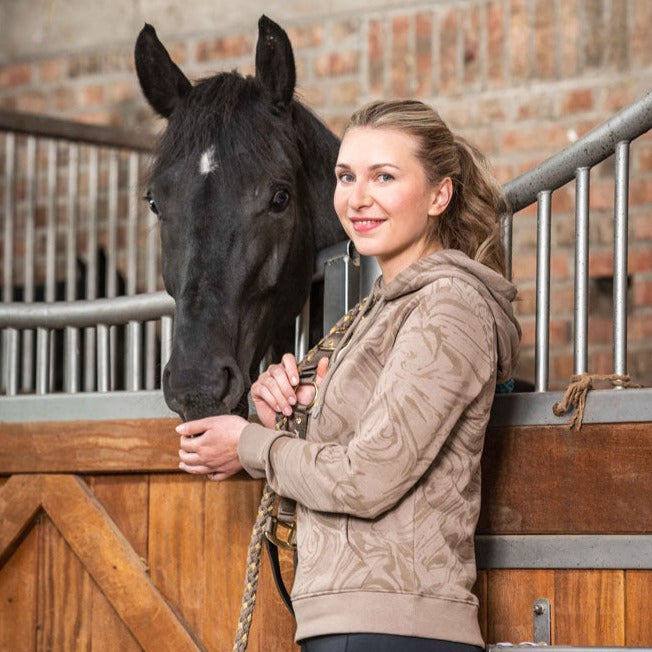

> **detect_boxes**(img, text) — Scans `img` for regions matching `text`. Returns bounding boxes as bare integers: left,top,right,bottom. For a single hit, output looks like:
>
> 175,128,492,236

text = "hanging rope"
552,372,641,430
232,482,276,652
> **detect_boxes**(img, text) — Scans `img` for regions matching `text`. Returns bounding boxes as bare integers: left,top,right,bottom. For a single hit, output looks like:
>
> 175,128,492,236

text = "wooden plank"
0,474,42,563
473,570,488,642
554,570,625,645
36,515,92,649
486,569,555,644
480,422,652,533
148,474,208,643
625,570,652,645
0,418,181,473
40,474,201,651
0,521,38,651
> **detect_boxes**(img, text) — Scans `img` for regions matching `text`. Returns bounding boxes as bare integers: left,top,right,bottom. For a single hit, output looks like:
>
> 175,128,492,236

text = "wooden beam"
0,418,181,473
0,474,42,565
40,474,203,651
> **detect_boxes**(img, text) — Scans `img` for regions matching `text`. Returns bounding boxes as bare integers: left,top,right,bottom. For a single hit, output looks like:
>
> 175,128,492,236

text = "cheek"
333,186,348,220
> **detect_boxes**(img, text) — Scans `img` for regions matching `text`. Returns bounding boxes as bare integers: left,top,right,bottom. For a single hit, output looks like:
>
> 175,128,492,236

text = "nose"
349,180,372,209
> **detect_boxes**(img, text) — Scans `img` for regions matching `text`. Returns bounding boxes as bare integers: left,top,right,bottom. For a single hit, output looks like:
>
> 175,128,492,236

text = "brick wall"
1,0,652,388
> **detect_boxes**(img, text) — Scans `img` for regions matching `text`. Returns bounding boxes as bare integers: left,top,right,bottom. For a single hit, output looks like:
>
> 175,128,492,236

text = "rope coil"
552,372,641,430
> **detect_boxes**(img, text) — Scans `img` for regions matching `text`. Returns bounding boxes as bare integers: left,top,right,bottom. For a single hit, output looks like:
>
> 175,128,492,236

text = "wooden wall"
1,419,650,650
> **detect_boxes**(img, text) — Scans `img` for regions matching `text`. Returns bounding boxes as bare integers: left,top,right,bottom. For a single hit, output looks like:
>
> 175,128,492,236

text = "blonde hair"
345,100,506,275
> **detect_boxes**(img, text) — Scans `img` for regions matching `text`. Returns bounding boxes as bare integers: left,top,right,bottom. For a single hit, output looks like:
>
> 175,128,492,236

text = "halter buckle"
265,516,297,549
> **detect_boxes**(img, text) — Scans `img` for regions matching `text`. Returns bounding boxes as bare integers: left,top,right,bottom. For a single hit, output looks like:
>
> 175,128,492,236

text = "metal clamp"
265,516,297,550
533,597,551,645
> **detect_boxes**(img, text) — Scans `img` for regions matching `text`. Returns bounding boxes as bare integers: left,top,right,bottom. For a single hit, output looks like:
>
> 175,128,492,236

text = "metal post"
573,167,590,375
501,211,513,282
613,140,629,377
534,190,552,392
2,133,15,395
65,143,80,393
84,147,99,391
22,136,37,392
295,298,310,361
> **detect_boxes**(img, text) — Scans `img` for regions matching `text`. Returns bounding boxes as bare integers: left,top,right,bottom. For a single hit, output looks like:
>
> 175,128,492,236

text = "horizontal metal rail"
0,108,155,152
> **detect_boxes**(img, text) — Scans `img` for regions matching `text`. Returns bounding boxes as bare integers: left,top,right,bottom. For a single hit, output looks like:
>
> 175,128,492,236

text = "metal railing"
1,92,652,426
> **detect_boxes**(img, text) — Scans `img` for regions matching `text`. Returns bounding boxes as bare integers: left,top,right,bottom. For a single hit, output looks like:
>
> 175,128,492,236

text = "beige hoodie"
239,249,521,645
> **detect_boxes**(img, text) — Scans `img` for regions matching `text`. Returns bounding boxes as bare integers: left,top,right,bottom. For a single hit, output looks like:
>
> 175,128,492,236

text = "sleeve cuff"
238,422,283,480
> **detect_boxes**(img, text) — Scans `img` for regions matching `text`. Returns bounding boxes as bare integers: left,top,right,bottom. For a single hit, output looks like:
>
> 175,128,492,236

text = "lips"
349,217,385,233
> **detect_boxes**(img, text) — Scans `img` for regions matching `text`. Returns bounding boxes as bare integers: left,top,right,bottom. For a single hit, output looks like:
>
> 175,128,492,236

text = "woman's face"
333,126,450,282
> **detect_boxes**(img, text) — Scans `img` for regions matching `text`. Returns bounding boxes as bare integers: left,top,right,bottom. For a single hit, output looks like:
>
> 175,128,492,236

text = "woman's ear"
428,177,453,217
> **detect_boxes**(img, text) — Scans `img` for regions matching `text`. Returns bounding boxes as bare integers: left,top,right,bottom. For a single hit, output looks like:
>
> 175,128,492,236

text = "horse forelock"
150,72,302,184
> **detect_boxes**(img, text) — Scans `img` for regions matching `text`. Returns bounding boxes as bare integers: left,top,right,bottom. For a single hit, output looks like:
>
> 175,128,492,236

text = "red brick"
314,51,358,77
52,87,76,111
630,248,652,273
166,43,188,66
39,59,64,83
391,16,410,97
415,13,432,97
602,82,637,113
509,0,531,81
583,0,606,68
553,352,575,380
195,34,253,62
463,6,481,87
633,279,652,307
559,0,579,76
487,1,505,87
500,124,569,152
589,250,614,277
332,19,359,43
632,213,652,240
519,318,570,347
286,24,324,49
632,0,652,65
368,19,385,95
329,81,360,107
606,0,629,70
439,7,459,93
15,92,47,114
0,62,32,87
534,0,556,79
561,88,594,114
105,80,135,104
80,85,104,105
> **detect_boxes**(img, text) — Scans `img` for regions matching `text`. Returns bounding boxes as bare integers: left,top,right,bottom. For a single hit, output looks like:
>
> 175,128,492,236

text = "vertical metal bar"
294,298,310,361
65,144,80,392
107,150,118,389
84,147,98,391
161,315,173,381
2,133,16,394
44,140,57,393
126,153,139,390
613,140,630,377
501,211,514,281
573,167,590,375
22,136,37,392
36,328,49,395
534,190,552,392
97,324,110,392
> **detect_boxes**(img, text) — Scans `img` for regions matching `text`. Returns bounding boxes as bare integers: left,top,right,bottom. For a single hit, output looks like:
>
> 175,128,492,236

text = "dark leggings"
301,634,483,652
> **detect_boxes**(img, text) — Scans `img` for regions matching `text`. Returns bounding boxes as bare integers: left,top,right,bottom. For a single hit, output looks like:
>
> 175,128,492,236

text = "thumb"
315,356,329,387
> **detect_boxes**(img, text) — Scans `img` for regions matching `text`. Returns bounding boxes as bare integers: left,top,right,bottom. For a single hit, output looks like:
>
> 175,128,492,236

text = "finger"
315,356,329,386
175,419,211,436
265,369,296,416
178,449,202,464
252,384,282,414
178,461,213,475
281,353,300,386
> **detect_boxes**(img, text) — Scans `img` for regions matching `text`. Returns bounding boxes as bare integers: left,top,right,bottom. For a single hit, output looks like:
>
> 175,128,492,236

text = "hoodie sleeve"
238,277,497,518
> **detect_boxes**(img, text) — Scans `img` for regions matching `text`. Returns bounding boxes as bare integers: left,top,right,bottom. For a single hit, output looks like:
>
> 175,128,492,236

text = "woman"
176,100,521,651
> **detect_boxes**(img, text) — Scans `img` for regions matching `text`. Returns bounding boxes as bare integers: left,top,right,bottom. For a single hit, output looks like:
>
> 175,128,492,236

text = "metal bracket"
533,597,551,645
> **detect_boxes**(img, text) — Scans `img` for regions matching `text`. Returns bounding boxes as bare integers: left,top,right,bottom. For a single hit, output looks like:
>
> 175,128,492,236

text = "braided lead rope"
232,482,276,652
552,372,641,430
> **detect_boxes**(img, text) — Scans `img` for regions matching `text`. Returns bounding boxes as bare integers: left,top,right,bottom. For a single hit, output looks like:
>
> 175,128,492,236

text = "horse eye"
270,189,290,212
144,191,159,216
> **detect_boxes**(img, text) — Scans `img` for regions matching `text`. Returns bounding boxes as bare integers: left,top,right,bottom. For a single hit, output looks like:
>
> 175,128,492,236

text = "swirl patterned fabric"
239,249,521,647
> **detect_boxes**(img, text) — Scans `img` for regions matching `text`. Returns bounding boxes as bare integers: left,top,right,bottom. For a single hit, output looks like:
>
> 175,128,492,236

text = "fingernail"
283,406,293,416
175,424,185,434
291,376,298,385
288,395,296,405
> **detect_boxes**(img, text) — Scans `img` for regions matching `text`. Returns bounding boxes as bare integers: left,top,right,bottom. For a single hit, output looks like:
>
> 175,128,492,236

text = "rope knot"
552,372,641,430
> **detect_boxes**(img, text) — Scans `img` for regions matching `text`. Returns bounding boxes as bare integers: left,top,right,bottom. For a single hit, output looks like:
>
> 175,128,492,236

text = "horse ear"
135,23,192,119
255,15,296,109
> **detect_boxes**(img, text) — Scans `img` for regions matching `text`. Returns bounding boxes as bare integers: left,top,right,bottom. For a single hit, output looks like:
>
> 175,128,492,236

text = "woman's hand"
176,414,248,482
250,353,329,428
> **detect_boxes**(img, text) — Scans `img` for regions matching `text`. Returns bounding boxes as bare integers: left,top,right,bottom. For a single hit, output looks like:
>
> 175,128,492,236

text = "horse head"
135,16,344,420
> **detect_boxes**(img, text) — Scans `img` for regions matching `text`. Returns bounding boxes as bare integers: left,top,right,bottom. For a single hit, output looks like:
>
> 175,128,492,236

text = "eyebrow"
335,163,401,170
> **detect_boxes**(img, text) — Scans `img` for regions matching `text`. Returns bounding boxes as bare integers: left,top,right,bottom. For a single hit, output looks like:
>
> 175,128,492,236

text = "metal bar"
3,328,19,396
45,140,57,303
83,147,99,391
2,132,15,302
35,327,49,394
534,190,552,392
126,321,141,391
0,108,155,152
161,315,173,376
64,327,79,393
573,167,590,375
0,291,174,329
502,90,652,214
145,321,157,390
613,140,629,377
97,324,109,393
107,151,119,390
65,143,80,393
500,211,513,282
127,153,138,296
21,136,37,392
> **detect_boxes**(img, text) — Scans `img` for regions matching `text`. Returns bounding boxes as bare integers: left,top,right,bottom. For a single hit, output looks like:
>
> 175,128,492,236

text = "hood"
373,249,521,384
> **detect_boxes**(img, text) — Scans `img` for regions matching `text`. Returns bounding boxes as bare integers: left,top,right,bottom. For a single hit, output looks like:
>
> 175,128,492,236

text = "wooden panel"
554,570,625,645
473,570,488,642
0,418,181,473
480,422,652,533
41,474,201,650
486,569,555,644
626,570,652,645
148,474,208,641
36,514,92,649
0,521,38,651
0,473,42,564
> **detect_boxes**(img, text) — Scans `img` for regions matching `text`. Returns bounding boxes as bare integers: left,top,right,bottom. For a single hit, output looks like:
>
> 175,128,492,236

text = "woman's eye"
270,189,290,212
338,172,354,183
144,192,160,216
377,173,394,182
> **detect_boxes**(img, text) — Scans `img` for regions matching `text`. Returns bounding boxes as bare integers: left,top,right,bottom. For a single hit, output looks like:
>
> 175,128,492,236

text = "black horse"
135,16,345,420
